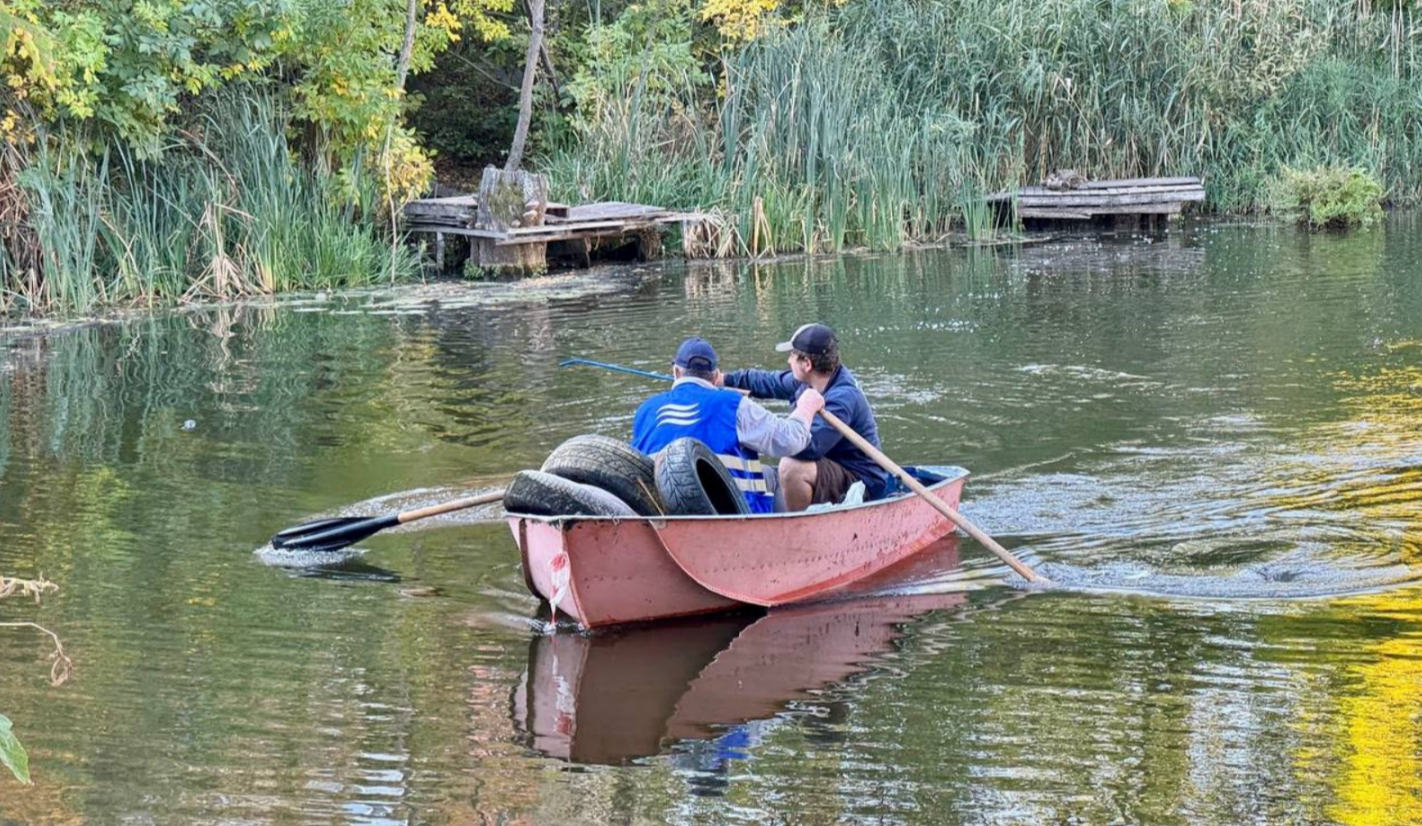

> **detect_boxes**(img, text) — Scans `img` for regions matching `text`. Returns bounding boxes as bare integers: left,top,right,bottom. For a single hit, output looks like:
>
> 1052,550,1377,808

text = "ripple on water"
1036,540,1421,601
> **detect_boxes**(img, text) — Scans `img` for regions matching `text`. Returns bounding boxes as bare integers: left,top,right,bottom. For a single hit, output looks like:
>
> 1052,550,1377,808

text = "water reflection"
4,216,1422,824
512,539,967,767
1328,589,1422,826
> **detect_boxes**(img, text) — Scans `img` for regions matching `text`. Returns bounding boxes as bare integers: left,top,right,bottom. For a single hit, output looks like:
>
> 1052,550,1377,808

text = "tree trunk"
476,166,549,274
505,0,546,172
395,0,419,92
387,0,420,282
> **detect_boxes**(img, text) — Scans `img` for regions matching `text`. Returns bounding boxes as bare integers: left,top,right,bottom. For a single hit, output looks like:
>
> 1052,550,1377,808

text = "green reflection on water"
1,215,1420,824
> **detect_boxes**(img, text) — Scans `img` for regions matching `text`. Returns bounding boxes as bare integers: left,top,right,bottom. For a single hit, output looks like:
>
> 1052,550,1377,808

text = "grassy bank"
543,0,1422,255
1,93,417,316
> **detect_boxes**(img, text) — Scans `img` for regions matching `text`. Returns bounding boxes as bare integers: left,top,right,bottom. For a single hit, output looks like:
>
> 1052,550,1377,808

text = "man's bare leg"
779,458,818,512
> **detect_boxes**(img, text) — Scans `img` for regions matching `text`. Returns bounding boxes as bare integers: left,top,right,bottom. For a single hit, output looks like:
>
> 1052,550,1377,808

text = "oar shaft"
559,359,673,382
396,490,507,525
817,410,1046,583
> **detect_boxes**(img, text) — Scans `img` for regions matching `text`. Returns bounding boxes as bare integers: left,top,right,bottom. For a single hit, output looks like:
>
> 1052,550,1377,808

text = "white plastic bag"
806,480,865,512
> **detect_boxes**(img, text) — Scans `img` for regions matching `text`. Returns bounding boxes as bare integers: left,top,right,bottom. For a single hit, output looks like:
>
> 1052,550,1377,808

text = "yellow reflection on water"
1322,364,1422,556
1327,588,1422,826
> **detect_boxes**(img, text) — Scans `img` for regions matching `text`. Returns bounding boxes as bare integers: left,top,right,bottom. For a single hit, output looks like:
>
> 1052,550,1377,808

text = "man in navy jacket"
721,323,886,510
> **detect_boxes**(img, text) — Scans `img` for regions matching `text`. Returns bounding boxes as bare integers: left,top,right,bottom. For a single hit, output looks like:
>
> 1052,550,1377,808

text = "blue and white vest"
631,380,773,513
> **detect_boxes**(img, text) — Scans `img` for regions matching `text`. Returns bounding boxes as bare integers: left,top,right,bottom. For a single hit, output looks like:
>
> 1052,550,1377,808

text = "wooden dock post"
475,166,548,275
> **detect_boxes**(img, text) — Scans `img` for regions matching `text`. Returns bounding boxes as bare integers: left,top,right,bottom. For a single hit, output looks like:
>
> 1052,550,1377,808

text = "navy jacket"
722,365,888,500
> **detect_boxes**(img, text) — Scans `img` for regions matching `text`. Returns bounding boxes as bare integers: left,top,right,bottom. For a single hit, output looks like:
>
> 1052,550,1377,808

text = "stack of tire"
504,435,749,518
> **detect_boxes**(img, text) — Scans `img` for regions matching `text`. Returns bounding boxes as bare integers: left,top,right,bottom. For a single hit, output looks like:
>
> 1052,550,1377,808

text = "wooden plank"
1077,176,1200,190
1014,184,1204,200
987,177,1203,201
1016,209,1091,219
566,202,670,221
407,195,479,206
1082,202,1185,215
403,206,475,222
1016,202,1184,219
404,201,476,212
506,218,666,236
406,224,509,240
1015,190,1205,208
496,224,664,246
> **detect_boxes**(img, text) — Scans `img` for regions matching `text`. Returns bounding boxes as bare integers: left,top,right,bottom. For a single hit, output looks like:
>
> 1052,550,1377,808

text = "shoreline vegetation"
3,0,1419,317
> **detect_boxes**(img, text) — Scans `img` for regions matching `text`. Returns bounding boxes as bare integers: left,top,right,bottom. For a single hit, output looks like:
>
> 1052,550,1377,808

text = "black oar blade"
272,517,366,544
270,514,398,552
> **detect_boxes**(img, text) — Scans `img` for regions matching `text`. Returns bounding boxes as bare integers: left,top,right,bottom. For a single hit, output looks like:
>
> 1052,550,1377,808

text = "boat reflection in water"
512,536,967,766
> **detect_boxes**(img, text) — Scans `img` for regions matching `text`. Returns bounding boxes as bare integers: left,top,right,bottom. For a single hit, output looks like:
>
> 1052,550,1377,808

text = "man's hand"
792,388,825,422
713,370,725,387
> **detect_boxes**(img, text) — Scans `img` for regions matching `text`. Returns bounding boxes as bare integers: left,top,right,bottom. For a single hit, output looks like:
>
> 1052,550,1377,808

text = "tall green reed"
545,0,1422,256
2,89,417,315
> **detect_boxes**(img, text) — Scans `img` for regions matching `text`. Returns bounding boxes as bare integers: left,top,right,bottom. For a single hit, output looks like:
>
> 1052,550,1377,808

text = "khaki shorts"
810,458,859,506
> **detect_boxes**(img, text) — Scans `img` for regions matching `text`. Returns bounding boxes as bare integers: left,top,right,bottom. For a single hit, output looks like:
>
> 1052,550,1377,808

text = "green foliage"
564,0,711,133
547,0,1422,255
1276,165,1385,230
1,0,510,168
544,13,994,253
0,714,29,785
5,90,419,314
0,0,515,315
3,0,300,154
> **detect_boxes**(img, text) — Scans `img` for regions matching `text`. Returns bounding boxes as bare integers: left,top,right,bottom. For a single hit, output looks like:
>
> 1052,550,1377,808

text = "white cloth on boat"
806,480,865,512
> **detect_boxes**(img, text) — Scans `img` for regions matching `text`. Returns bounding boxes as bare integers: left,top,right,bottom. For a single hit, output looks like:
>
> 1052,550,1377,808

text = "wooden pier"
404,168,702,273
988,176,1206,223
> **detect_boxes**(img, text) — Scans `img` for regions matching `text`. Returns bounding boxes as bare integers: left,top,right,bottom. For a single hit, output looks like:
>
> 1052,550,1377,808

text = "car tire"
504,469,638,518
540,435,663,516
654,437,750,516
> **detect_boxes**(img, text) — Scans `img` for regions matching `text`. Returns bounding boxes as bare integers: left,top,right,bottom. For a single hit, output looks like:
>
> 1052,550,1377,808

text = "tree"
505,0,545,171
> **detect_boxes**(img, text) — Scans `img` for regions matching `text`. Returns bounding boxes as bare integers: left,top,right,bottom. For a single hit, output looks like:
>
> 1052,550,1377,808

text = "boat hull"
508,516,740,629
654,466,968,606
509,465,970,625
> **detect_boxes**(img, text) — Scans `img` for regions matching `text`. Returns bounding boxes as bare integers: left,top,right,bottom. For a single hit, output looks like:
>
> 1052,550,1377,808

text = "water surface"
2,216,1421,824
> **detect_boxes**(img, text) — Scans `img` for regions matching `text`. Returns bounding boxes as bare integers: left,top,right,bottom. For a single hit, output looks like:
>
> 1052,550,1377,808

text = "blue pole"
559,359,673,382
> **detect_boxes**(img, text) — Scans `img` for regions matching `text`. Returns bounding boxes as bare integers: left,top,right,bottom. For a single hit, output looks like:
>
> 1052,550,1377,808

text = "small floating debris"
398,586,441,599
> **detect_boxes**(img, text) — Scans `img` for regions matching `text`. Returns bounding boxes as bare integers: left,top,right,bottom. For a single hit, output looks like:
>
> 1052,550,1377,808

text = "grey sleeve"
736,397,811,458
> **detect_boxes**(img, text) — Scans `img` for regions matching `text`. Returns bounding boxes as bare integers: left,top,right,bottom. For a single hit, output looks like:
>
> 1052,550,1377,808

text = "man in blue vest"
632,338,824,513
720,323,886,510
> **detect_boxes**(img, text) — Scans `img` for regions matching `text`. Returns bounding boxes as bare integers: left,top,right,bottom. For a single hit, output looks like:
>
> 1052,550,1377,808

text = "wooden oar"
817,409,1049,584
269,490,506,553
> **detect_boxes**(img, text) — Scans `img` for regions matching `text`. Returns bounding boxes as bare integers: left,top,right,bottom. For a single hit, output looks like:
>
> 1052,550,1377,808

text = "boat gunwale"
505,465,970,526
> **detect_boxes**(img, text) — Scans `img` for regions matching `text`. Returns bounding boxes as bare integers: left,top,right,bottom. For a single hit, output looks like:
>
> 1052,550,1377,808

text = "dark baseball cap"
775,323,837,355
674,337,718,371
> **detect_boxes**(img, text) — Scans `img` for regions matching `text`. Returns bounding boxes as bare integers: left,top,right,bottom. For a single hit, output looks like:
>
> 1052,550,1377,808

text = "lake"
2,215,1420,825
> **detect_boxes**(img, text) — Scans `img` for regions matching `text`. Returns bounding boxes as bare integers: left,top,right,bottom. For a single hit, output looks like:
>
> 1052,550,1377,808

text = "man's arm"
792,394,850,461
722,368,799,401
735,391,821,458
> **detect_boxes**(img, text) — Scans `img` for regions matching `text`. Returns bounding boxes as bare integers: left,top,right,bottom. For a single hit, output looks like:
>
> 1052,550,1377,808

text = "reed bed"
545,0,1422,255
2,92,417,316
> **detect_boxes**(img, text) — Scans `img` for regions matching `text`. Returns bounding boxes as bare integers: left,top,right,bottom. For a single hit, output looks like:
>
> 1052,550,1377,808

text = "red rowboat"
508,465,968,627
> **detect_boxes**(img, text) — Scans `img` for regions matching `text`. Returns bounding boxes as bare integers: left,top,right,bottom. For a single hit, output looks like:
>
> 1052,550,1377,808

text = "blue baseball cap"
674,337,718,371
775,323,837,355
